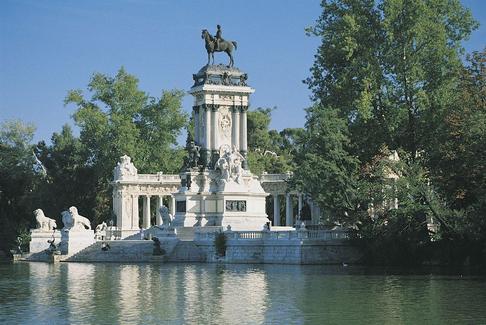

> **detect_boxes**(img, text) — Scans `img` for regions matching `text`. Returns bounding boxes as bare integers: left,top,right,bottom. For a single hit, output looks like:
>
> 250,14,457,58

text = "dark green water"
0,262,485,324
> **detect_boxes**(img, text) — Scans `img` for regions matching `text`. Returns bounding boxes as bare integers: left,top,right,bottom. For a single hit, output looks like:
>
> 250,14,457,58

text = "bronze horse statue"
201,29,237,67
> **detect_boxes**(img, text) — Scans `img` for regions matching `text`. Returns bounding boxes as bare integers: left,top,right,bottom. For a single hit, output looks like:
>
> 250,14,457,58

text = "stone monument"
29,209,61,253
59,206,95,256
112,155,141,238
172,56,269,230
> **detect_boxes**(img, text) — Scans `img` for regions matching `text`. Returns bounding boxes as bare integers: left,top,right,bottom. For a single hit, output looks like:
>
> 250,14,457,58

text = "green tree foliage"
63,67,187,223
0,120,40,252
246,107,298,175
34,125,95,222
292,106,359,221
301,0,481,265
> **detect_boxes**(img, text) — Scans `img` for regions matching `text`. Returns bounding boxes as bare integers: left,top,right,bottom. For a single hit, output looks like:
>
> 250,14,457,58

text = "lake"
0,262,485,324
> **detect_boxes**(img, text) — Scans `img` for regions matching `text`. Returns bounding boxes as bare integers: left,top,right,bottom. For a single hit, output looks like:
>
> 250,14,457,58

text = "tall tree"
292,106,359,221
0,120,40,252
246,107,296,175
65,67,187,221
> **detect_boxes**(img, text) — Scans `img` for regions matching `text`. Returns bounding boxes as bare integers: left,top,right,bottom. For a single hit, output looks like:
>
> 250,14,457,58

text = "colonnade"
140,195,176,229
270,193,321,226
193,104,248,167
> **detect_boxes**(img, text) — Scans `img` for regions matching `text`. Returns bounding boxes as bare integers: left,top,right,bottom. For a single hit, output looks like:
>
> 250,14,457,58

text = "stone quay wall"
196,229,361,264
22,229,361,265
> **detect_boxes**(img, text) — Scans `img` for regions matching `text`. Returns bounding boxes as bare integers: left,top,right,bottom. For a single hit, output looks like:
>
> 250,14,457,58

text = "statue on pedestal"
201,25,238,67
61,206,92,231
159,205,173,228
33,209,57,231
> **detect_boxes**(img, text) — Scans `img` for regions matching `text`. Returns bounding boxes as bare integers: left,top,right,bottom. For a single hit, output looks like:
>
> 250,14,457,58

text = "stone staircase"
168,241,206,262
66,239,179,262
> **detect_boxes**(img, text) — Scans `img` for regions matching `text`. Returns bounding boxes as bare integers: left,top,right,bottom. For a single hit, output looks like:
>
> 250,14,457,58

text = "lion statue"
34,209,57,231
61,206,91,231
159,205,172,228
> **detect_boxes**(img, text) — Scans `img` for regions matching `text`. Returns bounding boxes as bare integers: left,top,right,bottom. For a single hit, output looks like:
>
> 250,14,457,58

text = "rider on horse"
214,24,223,51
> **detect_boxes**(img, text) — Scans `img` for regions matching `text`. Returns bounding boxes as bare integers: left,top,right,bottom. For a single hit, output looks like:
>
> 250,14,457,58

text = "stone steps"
169,241,206,262
66,239,179,262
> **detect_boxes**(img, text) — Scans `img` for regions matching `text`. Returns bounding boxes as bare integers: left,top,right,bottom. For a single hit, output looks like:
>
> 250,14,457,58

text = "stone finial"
113,155,138,180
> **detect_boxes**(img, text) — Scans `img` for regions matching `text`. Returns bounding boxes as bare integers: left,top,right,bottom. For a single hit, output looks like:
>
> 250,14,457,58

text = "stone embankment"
20,228,361,264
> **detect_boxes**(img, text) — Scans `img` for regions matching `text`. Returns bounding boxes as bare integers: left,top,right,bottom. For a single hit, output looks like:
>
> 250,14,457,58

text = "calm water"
0,262,485,325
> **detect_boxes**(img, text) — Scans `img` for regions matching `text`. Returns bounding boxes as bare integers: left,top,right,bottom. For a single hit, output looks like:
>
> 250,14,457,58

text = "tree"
34,125,95,222
301,0,480,264
246,107,296,175
0,120,40,253
64,67,188,222
306,0,477,161
292,106,359,222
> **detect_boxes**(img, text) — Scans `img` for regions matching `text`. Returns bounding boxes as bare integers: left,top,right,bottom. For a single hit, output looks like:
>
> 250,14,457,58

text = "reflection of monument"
172,63,269,230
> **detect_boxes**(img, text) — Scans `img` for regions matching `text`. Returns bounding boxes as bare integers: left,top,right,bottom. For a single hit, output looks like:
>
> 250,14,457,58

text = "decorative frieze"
225,200,247,212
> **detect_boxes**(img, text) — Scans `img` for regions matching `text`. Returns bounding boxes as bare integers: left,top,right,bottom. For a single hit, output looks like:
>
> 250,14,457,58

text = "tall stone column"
193,106,199,145
240,106,248,169
155,195,163,226
231,105,240,149
131,194,139,229
203,105,211,167
142,195,151,229
169,196,176,215
298,194,303,221
273,194,280,226
285,193,293,226
211,105,219,166
211,106,218,150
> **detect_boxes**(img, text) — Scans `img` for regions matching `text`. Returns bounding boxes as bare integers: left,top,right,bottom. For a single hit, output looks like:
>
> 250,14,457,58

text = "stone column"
155,195,163,226
169,196,176,215
211,105,218,151
239,106,248,169
142,195,151,229
231,105,240,149
131,194,139,229
204,105,211,149
273,194,280,226
298,193,303,221
193,106,199,145
285,193,293,226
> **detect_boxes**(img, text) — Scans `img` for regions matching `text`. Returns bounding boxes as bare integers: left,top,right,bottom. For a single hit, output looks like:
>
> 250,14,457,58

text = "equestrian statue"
201,25,237,67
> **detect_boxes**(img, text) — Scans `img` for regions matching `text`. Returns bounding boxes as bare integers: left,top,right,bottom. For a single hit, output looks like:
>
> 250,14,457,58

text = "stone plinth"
144,226,177,239
59,230,95,256
30,229,61,253
173,170,269,231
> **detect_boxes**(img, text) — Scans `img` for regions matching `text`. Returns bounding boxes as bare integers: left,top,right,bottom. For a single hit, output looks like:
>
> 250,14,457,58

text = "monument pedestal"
29,230,61,253
173,170,269,231
60,230,95,256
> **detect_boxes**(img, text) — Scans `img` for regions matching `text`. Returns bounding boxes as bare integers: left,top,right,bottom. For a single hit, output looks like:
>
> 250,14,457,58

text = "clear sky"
1,0,485,144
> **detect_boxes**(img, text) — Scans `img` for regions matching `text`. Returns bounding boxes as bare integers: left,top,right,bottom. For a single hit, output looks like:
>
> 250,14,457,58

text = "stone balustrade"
136,174,180,183
194,229,349,241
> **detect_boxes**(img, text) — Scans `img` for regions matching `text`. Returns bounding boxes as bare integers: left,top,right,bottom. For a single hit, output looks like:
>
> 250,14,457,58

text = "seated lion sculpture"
61,206,91,231
159,205,172,228
34,209,57,231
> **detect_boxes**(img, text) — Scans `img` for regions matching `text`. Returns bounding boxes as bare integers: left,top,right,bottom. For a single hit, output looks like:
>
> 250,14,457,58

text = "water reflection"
0,263,485,324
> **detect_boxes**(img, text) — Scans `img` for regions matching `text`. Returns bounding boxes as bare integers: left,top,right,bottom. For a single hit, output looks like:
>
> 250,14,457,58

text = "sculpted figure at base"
95,222,107,240
61,206,91,231
159,205,173,228
34,209,57,231
216,145,245,184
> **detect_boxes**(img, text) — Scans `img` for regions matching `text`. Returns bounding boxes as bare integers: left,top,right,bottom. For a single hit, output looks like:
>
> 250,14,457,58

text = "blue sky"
1,0,485,144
